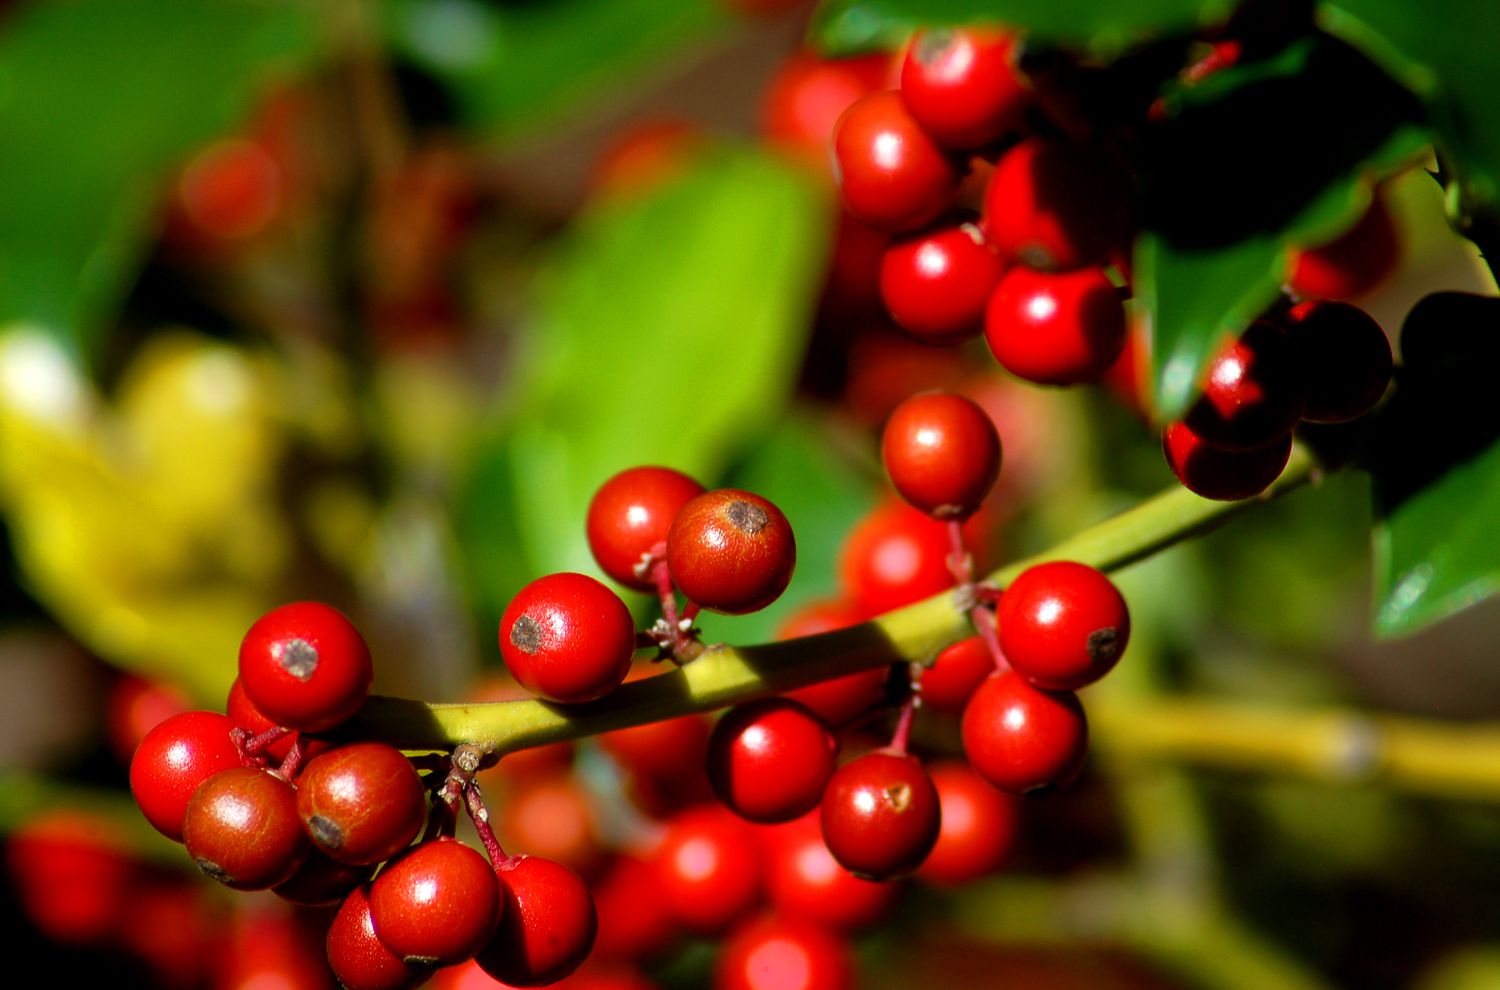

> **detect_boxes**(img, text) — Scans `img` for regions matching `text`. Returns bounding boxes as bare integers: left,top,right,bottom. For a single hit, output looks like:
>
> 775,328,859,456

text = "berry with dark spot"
238,601,373,733
667,489,796,615
499,573,637,704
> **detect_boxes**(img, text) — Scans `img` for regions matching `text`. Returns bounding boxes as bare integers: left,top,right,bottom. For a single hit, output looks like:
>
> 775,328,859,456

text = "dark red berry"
182,767,308,890
586,466,705,590
984,265,1127,385
498,772,607,881
652,805,763,936
997,561,1130,691
1288,194,1398,300
271,848,371,906
296,742,426,866
1162,420,1293,501
1281,299,1392,423
6,809,136,944
982,138,1131,271
761,812,899,931
477,855,598,987
879,219,1004,344
1183,321,1304,451
838,501,955,617
707,698,839,824
590,852,679,964
961,671,1087,795
714,915,856,990
819,751,940,880
916,760,1020,885
667,489,796,615
833,91,962,232
499,572,637,704
921,636,997,713
900,27,1028,149
129,710,242,841
238,601,373,733
368,838,502,966
882,391,1002,520
328,885,435,990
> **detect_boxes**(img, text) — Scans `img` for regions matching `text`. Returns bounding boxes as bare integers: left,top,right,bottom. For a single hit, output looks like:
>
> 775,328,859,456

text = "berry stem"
970,604,1008,672
887,696,917,756
946,519,974,586
463,781,509,868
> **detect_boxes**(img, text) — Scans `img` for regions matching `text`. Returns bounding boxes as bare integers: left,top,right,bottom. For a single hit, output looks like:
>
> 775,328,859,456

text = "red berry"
833,91,962,232
297,742,426,866
1183,321,1304,451
961,671,1087,794
1162,420,1292,501
238,601,373,733
369,838,502,966
982,138,1132,271
225,677,293,760
714,915,856,990
590,853,679,964
129,709,242,841
879,219,1005,344
707,698,839,824
6,809,136,944
667,489,796,615
182,767,308,890
761,812,899,931
1288,194,1398,300
600,712,712,787
586,466,705,590
916,760,1020,885
105,673,190,765
477,856,598,987
271,848,371,906
900,26,1028,149
498,773,607,881
984,266,1127,385
328,885,435,990
777,601,889,724
882,391,1002,520
1281,299,1392,423
761,50,894,177
838,501,955,617
819,751,940,881
997,561,1130,691
921,636,997,713
652,805,763,936
499,572,637,704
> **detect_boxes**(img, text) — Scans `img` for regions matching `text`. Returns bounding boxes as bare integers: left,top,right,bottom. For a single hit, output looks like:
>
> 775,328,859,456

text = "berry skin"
714,915,856,990
296,742,426,866
879,220,1005,344
916,760,1020,886
182,767,308,890
238,601,373,733
707,698,839,824
984,266,1127,386
1288,194,1398,300
590,853,679,964
586,466,705,590
982,138,1132,271
1280,300,1392,423
652,805,764,936
819,751,941,881
882,391,1002,520
477,856,598,987
499,572,637,704
1162,420,1293,501
961,671,1088,795
997,561,1130,691
920,636,997,713
1183,321,1304,451
762,812,899,931
129,710,243,841
838,501,956,617
368,838,502,966
328,885,435,990
900,27,1028,149
833,91,962,233
667,489,796,615
6,809,136,944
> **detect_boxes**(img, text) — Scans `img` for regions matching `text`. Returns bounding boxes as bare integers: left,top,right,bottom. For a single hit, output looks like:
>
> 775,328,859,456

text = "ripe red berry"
225,677,296,761
961,671,1088,794
586,466,705,590
707,698,839,824
916,760,1020,886
777,600,889,724
328,885,435,990
477,855,598,987
761,50,894,177
819,751,941,881
920,635,997,713
652,805,764,936
238,601,373,733
1183,321,1304,451
984,265,1127,385
498,773,607,881
368,838,502,966
762,812,899,931
1162,420,1293,501
997,561,1130,691
182,767,308,890
600,712,712,787
882,391,1002,520
296,742,426,866
879,219,1005,344
900,26,1028,149
129,709,243,841
1288,194,1398,300
271,848,371,906
838,500,955,617
1280,299,1392,423
833,91,962,232
667,489,796,615
499,572,637,704
6,809,136,944
714,915,856,990
982,138,1132,271
591,852,679,963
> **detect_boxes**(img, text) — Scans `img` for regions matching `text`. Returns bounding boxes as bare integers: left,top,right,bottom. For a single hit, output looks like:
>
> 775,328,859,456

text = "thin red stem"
971,604,1009,672
946,519,974,587
887,695,918,756
463,781,510,869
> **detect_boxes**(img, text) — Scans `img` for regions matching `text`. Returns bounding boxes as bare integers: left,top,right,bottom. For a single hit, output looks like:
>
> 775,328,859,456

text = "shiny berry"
652,805,763,936
961,671,1087,794
1288,194,1398,300
328,885,435,990
182,767,308,890
879,220,1004,344
477,855,598,987
819,751,941,880
982,138,1132,271
984,265,1127,385
997,561,1129,691
916,760,1020,885
586,466,705,590
833,91,961,232
921,636,997,713
882,391,1002,520
129,710,242,841
1162,420,1292,501
1281,299,1392,423
762,812,899,931
499,572,637,704
838,501,955,617
714,915,856,990
707,698,839,824
297,742,426,866
238,601,373,732
368,838,502,966
667,489,796,615
900,26,1028,149
1184,321,1304,451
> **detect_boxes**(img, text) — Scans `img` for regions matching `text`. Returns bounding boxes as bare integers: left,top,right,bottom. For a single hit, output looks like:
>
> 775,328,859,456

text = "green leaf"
0,0,318,362
1138,37,1427,418
383,0,725,139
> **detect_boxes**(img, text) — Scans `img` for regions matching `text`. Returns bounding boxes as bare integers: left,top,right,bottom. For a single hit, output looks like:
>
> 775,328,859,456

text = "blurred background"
3,0,1500,987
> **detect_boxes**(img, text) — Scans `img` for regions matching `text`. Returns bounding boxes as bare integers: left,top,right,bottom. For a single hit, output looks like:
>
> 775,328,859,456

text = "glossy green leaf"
0,0,317,361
